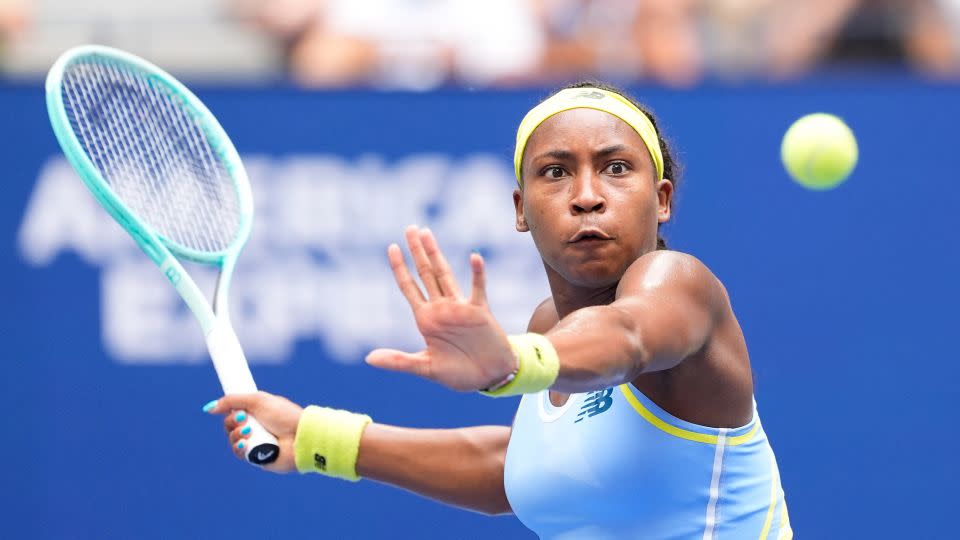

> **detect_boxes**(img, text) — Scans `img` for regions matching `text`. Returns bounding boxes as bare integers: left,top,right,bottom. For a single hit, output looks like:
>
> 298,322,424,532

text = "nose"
569,173,605,215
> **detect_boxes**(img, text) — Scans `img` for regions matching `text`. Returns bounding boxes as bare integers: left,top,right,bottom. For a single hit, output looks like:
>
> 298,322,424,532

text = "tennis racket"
45,45,279,466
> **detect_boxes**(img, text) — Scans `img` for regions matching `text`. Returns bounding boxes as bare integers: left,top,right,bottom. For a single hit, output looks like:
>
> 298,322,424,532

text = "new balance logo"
314,453,327,471
575,388,614,423
573,90,605,100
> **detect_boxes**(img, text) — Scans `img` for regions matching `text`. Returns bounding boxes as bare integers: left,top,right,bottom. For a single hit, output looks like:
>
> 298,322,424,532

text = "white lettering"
18,154,548,365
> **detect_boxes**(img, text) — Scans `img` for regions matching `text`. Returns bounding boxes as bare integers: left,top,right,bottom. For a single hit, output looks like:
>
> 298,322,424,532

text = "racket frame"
46,45,252,335
46,45,278,465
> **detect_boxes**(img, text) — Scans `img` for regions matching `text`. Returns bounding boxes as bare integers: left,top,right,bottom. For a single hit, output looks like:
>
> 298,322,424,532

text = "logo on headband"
573,90,605,100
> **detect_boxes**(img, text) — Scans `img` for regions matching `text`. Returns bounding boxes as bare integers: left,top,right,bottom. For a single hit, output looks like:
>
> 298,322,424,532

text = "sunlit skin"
515,108,672,299
205,102,756,518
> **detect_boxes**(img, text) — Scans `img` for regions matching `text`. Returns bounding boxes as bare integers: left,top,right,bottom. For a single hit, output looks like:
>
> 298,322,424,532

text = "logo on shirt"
575,388,614,423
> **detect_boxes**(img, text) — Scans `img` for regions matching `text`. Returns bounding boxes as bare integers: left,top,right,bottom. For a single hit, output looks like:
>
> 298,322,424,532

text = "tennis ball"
781,113,858,190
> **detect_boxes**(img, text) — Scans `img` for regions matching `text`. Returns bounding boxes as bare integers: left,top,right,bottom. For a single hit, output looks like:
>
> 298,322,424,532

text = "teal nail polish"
241,425,251,435
235,412,246,422
238,441,244,450
202,400,217,413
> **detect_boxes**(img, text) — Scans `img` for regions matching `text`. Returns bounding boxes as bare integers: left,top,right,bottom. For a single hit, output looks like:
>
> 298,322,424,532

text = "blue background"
3,77,958,538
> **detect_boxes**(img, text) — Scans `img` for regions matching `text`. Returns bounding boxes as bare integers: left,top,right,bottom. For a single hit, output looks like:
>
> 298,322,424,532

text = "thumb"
365,348,431,378
203,393,262,416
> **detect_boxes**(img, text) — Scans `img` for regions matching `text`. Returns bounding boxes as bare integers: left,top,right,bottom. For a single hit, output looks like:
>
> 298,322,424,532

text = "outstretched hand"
366,226,517,392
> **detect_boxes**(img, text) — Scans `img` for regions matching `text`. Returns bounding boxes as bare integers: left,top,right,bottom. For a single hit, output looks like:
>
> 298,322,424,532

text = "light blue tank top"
504,384,791,540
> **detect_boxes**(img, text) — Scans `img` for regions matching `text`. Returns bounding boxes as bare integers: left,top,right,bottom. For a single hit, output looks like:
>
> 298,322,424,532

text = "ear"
656,179,673,224
513,188,529,232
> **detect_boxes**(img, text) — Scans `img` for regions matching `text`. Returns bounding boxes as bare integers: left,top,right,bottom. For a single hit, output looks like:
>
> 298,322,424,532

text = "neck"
544,263,619,318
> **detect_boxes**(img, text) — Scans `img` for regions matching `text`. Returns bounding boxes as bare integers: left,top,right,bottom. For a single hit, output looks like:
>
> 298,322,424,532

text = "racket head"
45,45,253,266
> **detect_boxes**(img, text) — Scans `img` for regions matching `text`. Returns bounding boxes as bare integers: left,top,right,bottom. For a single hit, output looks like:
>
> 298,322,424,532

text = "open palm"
365,226,517,392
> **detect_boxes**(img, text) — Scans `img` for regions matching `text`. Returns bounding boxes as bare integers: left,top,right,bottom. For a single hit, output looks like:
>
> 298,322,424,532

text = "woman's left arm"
366,226,727,395
544,250,727,393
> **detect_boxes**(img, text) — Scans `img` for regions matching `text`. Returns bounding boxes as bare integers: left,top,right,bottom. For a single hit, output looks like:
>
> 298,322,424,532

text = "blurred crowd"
3,0,960,87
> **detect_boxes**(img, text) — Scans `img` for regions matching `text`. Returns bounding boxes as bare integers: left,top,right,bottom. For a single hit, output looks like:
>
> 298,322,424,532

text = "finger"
420,228,462,298
405,225,443,300
203,393,260,415
223,410,248,433
365,348,432,379
469,252,488,306
229,423,254,446
233,439,246,461
388,243,425,308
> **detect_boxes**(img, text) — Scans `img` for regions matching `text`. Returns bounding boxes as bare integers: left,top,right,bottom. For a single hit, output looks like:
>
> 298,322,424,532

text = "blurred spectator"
761,0,959,78
700,0,779,77
531,0,644,85
700,0,960,79
760,0,861,78
231,0,320,39
2,0,958,85
824,0,958,75
0,0,29,63
532,0,702,88
906,0,960,76
235,0,544,89
638,0,702,87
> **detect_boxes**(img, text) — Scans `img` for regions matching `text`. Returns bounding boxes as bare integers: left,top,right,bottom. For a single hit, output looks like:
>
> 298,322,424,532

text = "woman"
205,82,791,539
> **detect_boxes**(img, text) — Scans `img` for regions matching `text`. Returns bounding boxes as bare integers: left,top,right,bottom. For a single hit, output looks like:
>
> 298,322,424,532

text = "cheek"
523,195,561,231
610,188,661,249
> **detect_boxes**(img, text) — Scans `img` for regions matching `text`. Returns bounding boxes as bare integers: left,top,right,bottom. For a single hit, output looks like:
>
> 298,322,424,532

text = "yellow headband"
513,88,664,186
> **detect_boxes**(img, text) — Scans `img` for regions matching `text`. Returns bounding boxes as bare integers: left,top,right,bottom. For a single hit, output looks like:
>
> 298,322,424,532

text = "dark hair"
554,80,681,250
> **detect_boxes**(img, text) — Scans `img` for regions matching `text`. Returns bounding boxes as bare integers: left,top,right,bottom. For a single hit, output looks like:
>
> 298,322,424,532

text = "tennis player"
206,82,791,540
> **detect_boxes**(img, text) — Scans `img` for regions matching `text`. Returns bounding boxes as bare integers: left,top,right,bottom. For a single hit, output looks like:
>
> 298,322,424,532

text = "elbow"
610,305,650,379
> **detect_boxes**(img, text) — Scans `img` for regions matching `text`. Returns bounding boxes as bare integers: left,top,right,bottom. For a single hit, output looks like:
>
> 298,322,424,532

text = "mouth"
569,228,613,243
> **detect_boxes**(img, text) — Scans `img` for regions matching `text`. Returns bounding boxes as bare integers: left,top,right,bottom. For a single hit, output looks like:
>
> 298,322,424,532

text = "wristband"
293,405,372,481
480,333,560,397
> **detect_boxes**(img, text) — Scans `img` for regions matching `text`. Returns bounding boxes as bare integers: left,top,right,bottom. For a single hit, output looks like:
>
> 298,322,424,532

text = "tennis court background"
3,77,958,538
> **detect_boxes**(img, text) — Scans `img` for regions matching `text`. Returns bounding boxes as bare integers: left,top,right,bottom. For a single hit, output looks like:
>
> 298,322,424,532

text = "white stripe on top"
702,428,728,540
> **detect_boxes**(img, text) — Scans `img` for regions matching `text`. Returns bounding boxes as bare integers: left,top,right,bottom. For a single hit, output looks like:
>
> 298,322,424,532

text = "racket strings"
85,62,234,252
61,60,241,254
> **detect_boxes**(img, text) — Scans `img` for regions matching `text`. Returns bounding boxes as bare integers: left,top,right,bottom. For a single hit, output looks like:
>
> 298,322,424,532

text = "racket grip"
205,320,279,466
241,415,280,466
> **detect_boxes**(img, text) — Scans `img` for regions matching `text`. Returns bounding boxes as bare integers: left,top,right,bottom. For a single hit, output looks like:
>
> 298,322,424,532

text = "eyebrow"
595,144,628,158
530,144,629,164
531,149,574,162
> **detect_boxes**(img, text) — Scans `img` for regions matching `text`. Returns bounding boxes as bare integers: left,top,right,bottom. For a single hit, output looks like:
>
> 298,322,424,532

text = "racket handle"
206,319,280,466
241,415,280,465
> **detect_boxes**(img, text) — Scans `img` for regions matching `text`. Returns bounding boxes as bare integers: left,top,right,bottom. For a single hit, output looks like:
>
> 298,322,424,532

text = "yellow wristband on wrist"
480,333,560,397
293,405,372,481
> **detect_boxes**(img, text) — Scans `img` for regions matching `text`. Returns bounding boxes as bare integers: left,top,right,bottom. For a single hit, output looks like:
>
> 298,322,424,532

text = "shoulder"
526,297,560,333
616,250,728,314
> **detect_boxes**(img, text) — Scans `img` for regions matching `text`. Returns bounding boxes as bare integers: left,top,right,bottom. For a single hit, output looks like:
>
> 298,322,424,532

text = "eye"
543,166,567,179
603,161,630,175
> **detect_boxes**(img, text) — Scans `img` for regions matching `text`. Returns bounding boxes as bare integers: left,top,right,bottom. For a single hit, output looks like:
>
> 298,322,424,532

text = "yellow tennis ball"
781,113,858,190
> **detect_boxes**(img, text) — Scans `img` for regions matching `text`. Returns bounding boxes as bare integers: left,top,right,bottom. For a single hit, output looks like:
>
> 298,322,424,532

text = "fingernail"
202,400,218,413
241,425,251,436
238,441,244,450
235,412,247,422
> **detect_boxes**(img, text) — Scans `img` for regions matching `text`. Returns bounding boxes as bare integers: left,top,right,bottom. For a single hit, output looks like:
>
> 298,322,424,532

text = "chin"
557,259,626,288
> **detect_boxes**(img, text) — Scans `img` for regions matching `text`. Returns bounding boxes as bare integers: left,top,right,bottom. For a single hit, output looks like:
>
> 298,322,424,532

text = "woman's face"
515,108,673,288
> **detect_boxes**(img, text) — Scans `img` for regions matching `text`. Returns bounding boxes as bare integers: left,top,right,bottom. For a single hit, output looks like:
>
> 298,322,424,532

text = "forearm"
545,305,646,393
355,424,512,516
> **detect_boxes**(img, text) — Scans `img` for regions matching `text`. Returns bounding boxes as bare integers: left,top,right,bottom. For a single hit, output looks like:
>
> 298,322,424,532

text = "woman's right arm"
208,392,513,516
357,423,512,515
352,296,560,515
